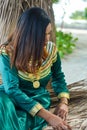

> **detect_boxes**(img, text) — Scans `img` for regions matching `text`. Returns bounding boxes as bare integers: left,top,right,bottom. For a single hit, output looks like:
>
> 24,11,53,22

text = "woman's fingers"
57,109,67,120
63,121,72,130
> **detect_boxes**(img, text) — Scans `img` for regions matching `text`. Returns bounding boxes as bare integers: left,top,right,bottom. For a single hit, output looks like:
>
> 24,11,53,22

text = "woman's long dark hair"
7,7,51,73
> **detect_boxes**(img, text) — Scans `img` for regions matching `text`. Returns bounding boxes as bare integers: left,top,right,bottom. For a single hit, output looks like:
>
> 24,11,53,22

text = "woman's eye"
45,31,52,35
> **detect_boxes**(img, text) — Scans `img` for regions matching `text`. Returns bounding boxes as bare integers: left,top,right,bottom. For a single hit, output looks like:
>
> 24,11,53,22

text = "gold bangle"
60,101,68,106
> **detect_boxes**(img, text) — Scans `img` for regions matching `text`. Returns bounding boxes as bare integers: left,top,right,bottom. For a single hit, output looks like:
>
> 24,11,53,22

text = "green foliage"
56,30,78,58
70,11,84,19
84,7,87,19
52,0,59,4
70,7,87,20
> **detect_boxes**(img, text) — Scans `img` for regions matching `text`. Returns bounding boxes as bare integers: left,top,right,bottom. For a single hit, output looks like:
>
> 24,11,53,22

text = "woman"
0,7,71,130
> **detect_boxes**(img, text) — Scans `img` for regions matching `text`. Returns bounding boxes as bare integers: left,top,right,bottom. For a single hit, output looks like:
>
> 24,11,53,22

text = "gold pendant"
33,81,40,88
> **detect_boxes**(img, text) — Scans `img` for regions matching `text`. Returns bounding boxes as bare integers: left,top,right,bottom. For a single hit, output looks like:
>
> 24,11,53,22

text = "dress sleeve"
0,53,43,116
51,44,70,99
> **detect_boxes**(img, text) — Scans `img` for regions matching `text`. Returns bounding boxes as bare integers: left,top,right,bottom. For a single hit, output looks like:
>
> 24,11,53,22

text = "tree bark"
0,0,56,44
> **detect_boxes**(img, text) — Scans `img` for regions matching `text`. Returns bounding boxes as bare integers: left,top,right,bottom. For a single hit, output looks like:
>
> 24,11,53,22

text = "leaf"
56,30,78,58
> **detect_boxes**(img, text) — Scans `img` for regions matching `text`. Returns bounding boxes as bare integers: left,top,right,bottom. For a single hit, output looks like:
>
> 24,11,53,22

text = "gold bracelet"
59,100,68,106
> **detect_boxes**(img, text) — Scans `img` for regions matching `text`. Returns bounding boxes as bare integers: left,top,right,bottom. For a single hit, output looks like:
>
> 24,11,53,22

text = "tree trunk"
0,0,56,44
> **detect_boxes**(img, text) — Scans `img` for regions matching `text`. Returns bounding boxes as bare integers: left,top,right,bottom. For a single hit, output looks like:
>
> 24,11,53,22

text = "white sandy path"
60,29,87,85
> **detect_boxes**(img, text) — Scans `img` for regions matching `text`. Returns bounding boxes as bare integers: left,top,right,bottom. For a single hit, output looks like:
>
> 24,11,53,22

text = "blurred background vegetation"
70,8,87,20
56,30,78,58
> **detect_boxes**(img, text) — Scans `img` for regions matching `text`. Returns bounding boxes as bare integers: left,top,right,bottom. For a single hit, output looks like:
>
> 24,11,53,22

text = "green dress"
0,42,69,130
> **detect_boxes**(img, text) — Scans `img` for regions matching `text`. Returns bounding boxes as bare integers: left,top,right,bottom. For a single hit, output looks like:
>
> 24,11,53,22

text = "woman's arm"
37,108,71,130
51,52,70,99
0,53,43,117
51,45,70,120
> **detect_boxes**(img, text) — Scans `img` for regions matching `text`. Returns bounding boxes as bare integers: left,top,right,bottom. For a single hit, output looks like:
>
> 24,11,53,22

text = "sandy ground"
60,28,87,85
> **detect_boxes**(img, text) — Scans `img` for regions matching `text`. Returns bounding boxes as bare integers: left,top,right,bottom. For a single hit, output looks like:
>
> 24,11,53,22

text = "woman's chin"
44,41,48,46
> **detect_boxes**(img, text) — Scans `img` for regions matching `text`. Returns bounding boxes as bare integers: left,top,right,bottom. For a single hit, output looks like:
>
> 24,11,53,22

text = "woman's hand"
54,103,68,121
37,108,72,130
47,113,71,130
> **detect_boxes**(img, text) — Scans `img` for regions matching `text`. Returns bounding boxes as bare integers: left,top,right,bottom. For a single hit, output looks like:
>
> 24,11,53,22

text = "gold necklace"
33,80,40,88
28,69,41,89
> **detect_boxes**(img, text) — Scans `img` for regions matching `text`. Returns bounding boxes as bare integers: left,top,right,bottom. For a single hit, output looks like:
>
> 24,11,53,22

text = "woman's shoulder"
0,45,17,73
0,44,9,55
0,45,10,64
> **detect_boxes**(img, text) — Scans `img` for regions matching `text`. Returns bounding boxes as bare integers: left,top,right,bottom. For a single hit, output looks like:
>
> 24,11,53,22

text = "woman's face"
45,23,52,45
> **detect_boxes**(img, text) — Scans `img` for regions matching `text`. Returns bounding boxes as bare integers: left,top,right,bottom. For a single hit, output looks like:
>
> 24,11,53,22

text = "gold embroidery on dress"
18,42,57,87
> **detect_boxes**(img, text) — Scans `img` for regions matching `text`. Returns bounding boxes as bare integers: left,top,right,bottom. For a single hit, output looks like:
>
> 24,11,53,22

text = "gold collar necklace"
28,68,41,89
